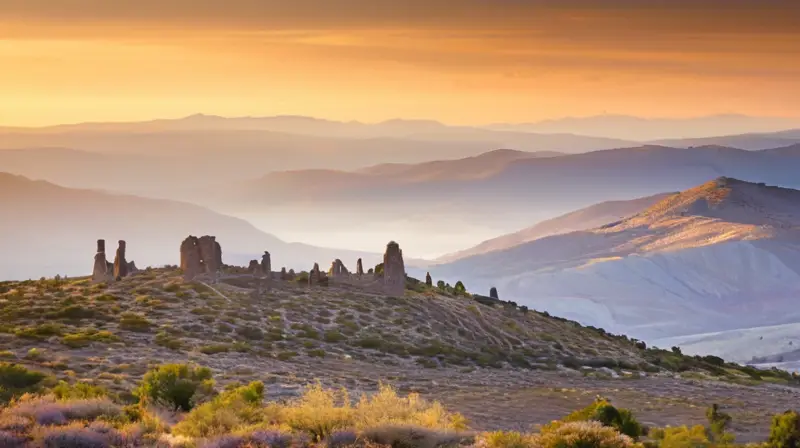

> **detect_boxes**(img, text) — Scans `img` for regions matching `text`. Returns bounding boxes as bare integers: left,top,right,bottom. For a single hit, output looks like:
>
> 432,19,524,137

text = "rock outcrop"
383,241,406,297
489,287,499,299
127,261,139,274
426,272,433,286
113,240,128,281
356,258,364,276
92,239,110,283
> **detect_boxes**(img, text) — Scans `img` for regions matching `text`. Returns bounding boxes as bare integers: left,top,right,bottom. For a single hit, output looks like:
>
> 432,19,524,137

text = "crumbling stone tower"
383,241,406,297
92,239,110,283
113,240,128,281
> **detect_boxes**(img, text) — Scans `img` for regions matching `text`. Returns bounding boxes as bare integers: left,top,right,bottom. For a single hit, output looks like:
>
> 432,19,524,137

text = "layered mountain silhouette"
0,173,386,280
429,178,800,340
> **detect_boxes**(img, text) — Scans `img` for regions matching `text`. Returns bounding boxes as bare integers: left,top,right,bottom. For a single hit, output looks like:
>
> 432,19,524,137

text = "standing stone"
356,258,364,276
425,272,433,287
92,239,110,283
113,240,128,281
489,287,499,299
180,236,203,281
383,241,406,297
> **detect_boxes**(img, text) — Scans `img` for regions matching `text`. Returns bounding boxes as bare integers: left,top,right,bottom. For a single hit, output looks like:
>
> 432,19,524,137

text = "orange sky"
1,0,799,126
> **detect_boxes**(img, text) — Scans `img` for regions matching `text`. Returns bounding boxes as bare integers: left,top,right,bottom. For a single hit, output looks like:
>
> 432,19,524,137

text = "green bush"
133,363,215,411
172,381,265,438
533,421,638,448
119,312,153,332
51,380,109,400
770,410,800,448
564,398,643,439
0,362,49,403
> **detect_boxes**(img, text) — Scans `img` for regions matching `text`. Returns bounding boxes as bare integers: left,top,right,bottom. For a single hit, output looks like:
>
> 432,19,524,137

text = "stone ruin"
329,259,349,278
248,260,260,275
92,240,111,283
113,240,128,281
180,235,222,281
489,287,499,299
308,263,328,286
356,258,364,276
93,239,136,283
426,272,432,287
261,251,272,278
382,241,406,297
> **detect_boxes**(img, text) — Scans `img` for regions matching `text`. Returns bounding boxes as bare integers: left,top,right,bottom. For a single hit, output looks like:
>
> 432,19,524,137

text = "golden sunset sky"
1,0,799,126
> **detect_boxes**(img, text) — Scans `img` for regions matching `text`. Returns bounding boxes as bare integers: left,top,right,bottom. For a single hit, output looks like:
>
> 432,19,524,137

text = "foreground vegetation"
1,361,800,447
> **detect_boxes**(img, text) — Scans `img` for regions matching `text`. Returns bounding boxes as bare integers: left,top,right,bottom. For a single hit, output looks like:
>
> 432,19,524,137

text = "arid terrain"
2,264,799,444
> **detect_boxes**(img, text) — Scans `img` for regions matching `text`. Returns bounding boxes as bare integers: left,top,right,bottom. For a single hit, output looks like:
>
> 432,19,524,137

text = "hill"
430,178,800,341
2,267,799,443
0,173,384,280
435,192,673,263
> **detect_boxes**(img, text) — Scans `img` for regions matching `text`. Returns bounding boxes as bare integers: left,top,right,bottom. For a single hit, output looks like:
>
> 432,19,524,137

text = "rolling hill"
434,192,674,264
428,178,800,341
0,173,387,280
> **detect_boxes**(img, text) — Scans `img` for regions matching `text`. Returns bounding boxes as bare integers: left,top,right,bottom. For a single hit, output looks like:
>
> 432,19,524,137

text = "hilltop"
2,264,800,442
430,178,800,340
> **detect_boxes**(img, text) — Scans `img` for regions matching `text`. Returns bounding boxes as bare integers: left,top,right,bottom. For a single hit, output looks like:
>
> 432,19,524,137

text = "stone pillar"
356,258,364,276
92,239,109,283
425,272,433,287
383,241,405,297
113,240,128,281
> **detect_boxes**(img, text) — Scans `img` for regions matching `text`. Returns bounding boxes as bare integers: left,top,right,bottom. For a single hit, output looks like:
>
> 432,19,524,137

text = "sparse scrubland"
2,268,800,446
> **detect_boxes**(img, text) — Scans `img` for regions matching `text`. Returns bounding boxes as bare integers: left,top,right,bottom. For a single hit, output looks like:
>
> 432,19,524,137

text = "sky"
1,0,799,126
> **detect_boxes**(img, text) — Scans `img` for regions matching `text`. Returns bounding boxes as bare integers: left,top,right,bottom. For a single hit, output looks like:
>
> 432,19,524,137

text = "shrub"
119,313,154,332
8,395,121,425
532,421,640,448
0,363,48,403
564,398,643,439
362,424,471,448
51,381,109,400
650,425,711,448
36,423,120,448
454,282,466,295
61,330,119,348
172,381,265,438
480,430,534,448
134,364,215,411
706,404,734,443
325,430,359,448
770,410,800,448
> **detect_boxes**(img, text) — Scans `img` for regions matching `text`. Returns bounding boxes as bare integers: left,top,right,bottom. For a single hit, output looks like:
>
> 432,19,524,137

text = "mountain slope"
429,178,800,341
435,192,673,263
0,173,385,280
654,130,800,150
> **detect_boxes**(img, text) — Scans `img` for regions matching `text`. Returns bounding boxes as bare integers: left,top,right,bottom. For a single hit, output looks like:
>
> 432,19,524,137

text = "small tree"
437,280,445,290
704,404,734,444
454,281,466,295
134,363,215,411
